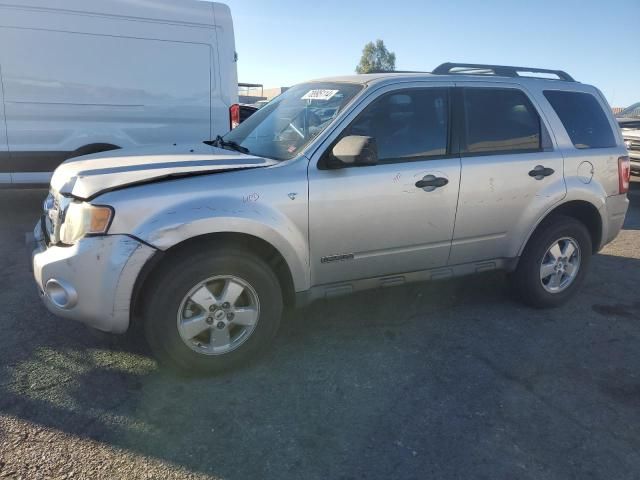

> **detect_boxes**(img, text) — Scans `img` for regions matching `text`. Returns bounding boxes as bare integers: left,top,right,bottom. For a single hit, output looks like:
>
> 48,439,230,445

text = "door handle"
415,175,449,190
528,165,555,180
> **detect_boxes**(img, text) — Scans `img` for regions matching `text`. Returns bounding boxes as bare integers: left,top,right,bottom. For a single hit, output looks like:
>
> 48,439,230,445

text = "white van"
0,0,238,185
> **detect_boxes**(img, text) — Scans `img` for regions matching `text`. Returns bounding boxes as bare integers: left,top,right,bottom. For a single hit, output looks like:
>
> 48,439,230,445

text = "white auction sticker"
301,89,339,101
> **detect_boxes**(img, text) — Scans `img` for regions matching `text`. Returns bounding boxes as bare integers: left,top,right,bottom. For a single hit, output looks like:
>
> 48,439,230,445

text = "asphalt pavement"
1,180,639,479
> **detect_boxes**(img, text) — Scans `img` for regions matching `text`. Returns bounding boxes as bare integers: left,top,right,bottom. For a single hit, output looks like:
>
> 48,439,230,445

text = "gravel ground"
0,179,639,479
0,415,214,479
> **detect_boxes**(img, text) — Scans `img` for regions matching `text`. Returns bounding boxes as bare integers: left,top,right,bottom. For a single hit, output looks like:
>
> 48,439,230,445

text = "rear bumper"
31,222,156,333
601,194,629,248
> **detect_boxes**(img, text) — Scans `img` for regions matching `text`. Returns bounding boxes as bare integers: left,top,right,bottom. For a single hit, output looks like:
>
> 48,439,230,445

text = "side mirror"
331,135,378,167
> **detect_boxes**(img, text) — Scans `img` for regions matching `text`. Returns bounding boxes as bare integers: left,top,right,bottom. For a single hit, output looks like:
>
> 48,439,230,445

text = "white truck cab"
0,0,238,185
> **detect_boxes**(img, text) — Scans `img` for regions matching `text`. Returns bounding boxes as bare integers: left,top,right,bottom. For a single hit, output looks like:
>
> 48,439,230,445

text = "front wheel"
143,248,283,374
512,215,592,308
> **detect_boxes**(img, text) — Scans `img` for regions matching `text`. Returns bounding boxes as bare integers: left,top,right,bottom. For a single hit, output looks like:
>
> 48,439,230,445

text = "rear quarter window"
544,90,616,149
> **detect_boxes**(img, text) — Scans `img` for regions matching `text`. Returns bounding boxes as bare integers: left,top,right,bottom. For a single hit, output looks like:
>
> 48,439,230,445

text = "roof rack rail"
432,62,575,82
362,70,427,74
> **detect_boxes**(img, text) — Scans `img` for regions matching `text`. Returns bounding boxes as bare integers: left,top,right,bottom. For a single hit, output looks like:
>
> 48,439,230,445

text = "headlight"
59,202,114,244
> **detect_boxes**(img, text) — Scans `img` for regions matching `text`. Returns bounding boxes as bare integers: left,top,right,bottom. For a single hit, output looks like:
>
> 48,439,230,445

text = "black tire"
512,215,592,308
143,247,283,374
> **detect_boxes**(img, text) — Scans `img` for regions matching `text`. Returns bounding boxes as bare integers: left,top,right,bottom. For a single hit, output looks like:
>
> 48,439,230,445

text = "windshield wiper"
205,135,250,155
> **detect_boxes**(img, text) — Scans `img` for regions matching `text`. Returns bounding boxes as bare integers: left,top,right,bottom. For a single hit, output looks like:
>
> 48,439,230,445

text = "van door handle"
415,175,449,190
529,165,555,180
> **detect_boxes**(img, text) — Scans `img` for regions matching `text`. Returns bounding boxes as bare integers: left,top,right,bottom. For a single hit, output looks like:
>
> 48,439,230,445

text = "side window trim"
318,86,457,169
459,86,549,158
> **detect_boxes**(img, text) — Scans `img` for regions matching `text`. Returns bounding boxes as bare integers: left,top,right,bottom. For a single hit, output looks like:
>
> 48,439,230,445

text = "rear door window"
463,88,542,155
544,90,616,149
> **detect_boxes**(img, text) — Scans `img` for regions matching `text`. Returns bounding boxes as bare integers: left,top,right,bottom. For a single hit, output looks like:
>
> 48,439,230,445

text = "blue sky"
223,0,639,107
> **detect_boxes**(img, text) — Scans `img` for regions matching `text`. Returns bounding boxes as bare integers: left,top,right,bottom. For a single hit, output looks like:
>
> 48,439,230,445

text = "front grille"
43,191,65,245
40,214,51,245
629,141,640,152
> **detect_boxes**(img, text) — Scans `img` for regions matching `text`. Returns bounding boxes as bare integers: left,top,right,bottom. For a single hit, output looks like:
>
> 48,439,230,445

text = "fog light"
45,279,78,309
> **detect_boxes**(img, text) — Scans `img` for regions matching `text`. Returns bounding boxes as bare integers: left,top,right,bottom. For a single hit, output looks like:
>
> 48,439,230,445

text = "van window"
463,88,541,155
344,88,449,162
544,91,616,149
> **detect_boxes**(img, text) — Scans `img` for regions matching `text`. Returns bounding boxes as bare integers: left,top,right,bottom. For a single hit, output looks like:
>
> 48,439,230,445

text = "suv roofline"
310,74,588,91
312,62,579,86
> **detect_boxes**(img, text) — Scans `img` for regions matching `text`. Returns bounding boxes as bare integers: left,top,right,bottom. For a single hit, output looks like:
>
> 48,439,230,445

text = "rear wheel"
143,247,283,374
512,215,592,308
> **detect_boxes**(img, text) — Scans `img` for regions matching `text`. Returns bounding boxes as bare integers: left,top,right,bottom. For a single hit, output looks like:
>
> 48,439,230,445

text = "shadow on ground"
1,188,640,479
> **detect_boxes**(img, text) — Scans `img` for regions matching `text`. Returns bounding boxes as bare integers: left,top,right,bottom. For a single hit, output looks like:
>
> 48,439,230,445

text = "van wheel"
512,215,592,308
143,248,283,374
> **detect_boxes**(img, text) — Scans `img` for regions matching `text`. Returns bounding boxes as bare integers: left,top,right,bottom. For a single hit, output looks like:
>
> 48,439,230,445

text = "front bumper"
31,222,156,333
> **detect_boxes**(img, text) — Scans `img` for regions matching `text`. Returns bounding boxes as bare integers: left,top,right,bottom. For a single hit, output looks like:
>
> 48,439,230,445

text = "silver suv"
31,63,631,373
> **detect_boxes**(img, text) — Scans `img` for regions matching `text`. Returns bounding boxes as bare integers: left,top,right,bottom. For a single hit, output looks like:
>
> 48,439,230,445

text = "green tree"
356,39,396,74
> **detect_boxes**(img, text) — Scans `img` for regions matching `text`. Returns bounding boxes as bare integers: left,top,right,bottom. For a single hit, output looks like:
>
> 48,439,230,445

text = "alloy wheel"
539,237,581,294
176,275,260,355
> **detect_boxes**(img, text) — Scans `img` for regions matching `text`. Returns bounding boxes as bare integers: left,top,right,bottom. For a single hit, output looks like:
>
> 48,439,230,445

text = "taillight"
229,104,240,130
618,155,630,194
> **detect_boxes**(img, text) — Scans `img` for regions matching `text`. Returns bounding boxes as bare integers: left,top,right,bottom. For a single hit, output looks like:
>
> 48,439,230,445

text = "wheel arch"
130,232,297,324
519,200,603,256
72,143,121,158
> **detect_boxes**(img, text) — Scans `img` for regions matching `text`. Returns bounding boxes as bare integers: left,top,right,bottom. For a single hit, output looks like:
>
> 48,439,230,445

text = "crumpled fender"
100,159,311,292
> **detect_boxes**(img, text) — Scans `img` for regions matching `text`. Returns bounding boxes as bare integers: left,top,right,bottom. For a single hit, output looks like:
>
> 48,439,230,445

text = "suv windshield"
618,102,640,118
224,82,363,160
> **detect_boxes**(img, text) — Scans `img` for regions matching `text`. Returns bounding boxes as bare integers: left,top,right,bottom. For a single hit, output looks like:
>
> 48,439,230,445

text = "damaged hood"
50,143,278,200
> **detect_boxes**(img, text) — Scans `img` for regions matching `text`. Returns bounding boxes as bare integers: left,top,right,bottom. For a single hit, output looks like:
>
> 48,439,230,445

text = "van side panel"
0,28,211,169
0,0,236,179
0,63,9,183
212,3,239,136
